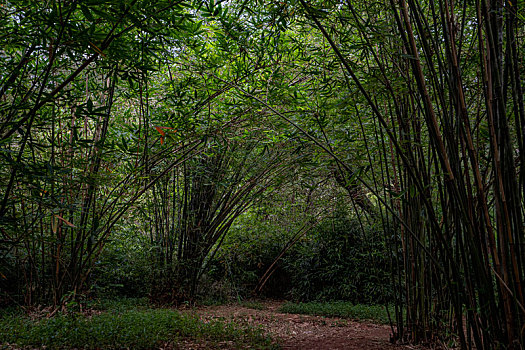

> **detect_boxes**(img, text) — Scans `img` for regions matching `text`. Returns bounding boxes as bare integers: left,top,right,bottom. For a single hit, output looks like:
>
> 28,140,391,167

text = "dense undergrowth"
90,212,394,306
208,216,392,303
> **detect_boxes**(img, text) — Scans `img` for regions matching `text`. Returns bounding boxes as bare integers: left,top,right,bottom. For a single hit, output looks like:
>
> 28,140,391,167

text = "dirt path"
187,301,425,350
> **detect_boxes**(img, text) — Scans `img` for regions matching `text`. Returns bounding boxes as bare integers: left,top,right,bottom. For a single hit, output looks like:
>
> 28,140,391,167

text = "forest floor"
180,300,432,350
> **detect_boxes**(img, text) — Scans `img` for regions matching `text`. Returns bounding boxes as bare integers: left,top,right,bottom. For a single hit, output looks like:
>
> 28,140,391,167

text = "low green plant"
86,296,149,312
0,306,277,349
240,300,267,310
278,301,394,324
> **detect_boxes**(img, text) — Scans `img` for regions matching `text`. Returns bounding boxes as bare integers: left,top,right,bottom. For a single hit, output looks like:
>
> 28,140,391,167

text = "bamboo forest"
1,0,524,349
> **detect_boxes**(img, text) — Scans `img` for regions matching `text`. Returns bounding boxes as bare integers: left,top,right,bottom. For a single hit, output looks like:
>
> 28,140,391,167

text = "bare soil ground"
184,301,429,350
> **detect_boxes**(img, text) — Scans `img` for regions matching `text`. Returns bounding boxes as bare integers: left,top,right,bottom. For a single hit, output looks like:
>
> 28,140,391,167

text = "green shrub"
208,211,393,304
86,296,149,312
205,215,295,299
283,216,393,304
90,227,153,298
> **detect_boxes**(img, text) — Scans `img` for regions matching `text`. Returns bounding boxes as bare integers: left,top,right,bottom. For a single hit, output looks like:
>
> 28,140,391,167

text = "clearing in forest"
183,301,429,350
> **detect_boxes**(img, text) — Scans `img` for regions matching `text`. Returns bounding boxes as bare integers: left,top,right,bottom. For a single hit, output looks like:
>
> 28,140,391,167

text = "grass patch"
1,302,276,349
239,300,267,310
279,301,393,324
